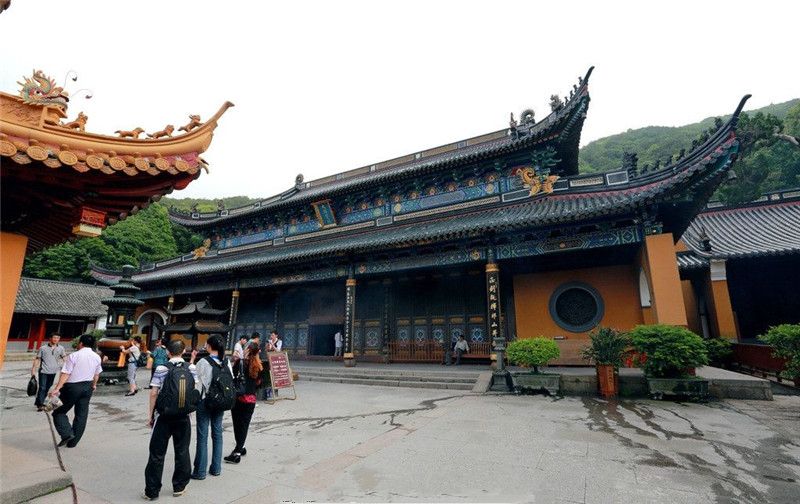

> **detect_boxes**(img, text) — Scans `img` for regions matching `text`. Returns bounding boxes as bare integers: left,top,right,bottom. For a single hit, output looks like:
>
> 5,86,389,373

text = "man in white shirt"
267,331,282,352
453,334,470,365
233,334,248,363
334,331,343,356
49,334,103,448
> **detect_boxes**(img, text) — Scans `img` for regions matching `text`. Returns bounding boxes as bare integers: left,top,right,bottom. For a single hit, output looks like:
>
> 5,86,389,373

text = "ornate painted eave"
680,188,800,264
92,106,744,289
155,320,234,334
93,81,748,290
171,68,595,229
1,93,233,176
1,72,233,253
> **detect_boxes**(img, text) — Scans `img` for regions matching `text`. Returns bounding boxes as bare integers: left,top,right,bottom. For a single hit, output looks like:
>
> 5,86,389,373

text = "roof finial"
699,227,712,252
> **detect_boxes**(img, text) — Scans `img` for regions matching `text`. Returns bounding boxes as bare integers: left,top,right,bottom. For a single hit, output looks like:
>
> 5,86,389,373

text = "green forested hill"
161,195,260,213
579,99,800,174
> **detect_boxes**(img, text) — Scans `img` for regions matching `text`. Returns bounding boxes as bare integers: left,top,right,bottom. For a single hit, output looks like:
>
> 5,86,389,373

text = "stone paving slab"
1,360,799,503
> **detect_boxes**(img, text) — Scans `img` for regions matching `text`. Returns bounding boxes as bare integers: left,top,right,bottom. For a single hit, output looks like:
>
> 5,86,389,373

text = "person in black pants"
143,339,198,500
49,334,103,448
224,342,263,464
31,332,66,410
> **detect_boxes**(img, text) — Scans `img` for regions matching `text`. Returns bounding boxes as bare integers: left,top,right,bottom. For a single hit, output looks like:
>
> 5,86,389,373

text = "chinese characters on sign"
312,199,337,227
486,265,502,344
267,352,293,389
344,279,356,354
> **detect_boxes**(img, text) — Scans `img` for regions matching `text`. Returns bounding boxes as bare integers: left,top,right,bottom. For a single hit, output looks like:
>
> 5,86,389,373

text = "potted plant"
506,337,561,395
629,324,709,401
759,324,800,386
581,327,630,398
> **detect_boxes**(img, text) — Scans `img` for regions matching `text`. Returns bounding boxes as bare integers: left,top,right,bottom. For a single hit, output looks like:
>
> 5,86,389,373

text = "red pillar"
29,317,46,351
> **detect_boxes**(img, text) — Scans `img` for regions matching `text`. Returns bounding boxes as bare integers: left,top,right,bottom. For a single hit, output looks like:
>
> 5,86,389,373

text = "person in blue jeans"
191,335,232,479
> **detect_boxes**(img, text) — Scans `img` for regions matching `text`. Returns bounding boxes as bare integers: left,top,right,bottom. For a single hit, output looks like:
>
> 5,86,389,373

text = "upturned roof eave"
170,69,595,229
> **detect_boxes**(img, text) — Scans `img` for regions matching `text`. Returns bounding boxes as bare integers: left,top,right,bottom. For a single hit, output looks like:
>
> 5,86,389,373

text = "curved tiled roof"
93,91,748,287
1,70,232,253
171,68,595,229
681,190,800,260
676,251,709,270
14,277,112,317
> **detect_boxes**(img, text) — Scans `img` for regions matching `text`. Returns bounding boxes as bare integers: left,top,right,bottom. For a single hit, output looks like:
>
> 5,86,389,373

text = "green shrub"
72,329,105,349
580,326,631,367
759,324,800,380
506,337,560,374
704,338,733,367
629,324,708,378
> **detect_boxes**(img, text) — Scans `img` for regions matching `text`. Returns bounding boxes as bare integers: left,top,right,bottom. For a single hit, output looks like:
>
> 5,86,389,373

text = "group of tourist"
31,329,285,500
145,331,280,499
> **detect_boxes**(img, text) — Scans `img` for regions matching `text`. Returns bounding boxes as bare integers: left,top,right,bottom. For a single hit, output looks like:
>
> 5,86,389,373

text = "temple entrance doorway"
309,324,340,356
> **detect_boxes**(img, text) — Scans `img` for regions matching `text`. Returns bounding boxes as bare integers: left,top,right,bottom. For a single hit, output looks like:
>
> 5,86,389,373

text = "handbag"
27,375,38,397
233,360,247,397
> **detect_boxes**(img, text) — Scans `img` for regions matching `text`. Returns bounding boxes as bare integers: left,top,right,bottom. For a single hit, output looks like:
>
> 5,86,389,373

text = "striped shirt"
150,358,198,389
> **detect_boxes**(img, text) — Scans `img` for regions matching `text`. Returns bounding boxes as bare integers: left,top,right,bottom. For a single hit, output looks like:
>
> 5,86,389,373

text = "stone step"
300,374,474,390
295,369,477,384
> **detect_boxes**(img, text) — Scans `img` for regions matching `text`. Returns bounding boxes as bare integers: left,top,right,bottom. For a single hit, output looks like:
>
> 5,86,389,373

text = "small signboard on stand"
266,351,296,404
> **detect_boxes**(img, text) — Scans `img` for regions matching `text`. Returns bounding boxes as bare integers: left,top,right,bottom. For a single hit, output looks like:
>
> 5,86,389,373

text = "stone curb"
0,469,72,504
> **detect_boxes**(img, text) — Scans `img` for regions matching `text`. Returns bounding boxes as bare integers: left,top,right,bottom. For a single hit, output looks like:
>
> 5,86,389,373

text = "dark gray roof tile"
681,194,800,260
15,278,112,317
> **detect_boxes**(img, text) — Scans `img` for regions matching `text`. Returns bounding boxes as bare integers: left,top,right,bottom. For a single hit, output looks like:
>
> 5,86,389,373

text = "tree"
99,205,178,268
23,242,89,281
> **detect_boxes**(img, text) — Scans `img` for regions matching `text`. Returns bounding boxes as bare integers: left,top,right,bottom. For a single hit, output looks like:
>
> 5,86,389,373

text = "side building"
678,189,800,343
92,68,750,365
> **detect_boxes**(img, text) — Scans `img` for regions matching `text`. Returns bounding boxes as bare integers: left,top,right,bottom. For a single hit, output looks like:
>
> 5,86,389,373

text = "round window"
549,282,604,332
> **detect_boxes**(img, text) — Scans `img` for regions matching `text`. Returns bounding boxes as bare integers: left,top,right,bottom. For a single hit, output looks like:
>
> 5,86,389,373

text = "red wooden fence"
388,341,492,363
730,343,790,383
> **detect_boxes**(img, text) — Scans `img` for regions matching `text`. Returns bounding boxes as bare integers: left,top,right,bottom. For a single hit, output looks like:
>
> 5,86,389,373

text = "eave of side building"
0,71,233,253
678,188,800,271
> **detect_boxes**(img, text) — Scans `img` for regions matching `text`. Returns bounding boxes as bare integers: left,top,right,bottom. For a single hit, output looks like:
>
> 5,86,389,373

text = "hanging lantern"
72,206,107,237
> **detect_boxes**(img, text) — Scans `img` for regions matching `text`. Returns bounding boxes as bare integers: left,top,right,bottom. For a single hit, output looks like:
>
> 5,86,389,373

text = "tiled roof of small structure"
167,300,228,316
170,68,595,229
680,189,800,262
676,251,709,270
14,277,112,317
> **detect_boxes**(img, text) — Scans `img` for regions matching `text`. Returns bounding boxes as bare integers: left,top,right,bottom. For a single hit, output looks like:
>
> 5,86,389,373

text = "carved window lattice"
549,282,604,333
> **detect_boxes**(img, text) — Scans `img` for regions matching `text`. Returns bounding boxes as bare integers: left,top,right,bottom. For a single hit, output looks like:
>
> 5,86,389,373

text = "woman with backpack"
191,335,233,479
224,342,263,464
120,336,144,396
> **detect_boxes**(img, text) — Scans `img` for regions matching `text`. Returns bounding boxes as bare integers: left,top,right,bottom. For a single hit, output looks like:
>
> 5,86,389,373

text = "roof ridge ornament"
17,70,69,110
699,227,712,252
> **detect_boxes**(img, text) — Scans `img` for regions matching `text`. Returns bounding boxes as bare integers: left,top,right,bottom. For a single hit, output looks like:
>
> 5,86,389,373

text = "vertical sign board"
486,264,502,345
343,278,356,358
266,351,296,403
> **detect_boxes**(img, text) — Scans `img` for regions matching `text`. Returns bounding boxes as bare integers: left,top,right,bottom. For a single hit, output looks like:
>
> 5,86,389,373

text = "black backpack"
204,356,236,412
155,362,199,417
136,350,148,367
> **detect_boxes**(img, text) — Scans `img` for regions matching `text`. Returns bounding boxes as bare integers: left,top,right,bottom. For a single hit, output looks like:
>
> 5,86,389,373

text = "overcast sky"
2,0,796,200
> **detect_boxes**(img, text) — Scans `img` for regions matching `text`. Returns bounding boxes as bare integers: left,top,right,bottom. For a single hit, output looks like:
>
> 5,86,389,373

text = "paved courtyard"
1,360,798,503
